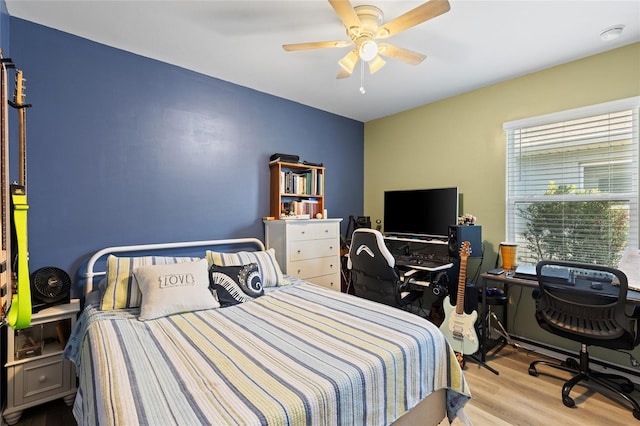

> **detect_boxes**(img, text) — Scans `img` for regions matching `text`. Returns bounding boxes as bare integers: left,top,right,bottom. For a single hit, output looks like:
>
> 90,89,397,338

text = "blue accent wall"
8,18,364,293
0,1,7,54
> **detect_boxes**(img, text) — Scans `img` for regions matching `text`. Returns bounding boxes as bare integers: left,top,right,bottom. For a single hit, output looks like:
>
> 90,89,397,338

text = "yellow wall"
365,42,639,253
364,42,640,367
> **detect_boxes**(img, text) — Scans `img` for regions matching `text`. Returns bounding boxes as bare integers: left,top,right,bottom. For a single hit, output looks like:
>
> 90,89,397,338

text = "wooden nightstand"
3,300,79,425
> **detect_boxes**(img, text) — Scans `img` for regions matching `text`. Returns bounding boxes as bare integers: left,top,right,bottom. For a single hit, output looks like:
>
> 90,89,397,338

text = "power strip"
573,269,614,282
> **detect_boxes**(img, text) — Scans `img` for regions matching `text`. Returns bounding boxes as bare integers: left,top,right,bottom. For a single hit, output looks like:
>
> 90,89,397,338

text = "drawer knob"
297,250,301,254
39,375,47,383
297,269,302,274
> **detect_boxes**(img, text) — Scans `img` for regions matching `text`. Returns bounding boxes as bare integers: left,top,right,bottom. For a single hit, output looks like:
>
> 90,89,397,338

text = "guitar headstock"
459,241,471,260
13,70,25,107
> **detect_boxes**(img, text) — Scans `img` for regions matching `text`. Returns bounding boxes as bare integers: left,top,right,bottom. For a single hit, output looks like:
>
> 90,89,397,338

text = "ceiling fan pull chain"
359,60,366,95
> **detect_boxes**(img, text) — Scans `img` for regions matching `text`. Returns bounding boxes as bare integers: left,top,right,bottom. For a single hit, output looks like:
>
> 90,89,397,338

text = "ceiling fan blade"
336,68,352,79
329,0,361,30
283,40,351,51
378,43,426,65
368,55,386,74
376,0,450,39
338,49,359,74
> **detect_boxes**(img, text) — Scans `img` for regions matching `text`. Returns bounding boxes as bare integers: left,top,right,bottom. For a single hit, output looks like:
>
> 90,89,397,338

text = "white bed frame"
83,238,265,296
82,237,451,426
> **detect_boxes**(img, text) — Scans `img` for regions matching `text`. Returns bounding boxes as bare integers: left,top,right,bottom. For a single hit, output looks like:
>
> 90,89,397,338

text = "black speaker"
448,225,482,258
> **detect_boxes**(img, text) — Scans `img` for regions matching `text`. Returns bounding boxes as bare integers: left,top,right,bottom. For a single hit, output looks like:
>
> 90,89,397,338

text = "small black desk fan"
30,266,71,312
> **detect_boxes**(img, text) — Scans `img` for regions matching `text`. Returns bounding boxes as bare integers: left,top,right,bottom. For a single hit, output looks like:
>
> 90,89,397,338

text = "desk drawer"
288,222,339,241
288,256,340,280
289,239,339,261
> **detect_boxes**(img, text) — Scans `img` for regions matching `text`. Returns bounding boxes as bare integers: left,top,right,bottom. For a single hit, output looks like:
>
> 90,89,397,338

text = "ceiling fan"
282,0,451,79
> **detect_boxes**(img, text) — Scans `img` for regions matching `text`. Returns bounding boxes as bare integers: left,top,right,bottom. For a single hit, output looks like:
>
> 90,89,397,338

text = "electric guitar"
439,241,479,356
0,52,10,324
7,69,32,329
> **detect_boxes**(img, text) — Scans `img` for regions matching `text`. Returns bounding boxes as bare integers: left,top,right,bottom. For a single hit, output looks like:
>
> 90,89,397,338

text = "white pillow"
133,259,220,321
100,255,201,311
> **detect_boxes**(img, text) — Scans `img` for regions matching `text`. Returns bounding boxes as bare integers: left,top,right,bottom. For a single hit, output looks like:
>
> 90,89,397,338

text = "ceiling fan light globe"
359,40,378,62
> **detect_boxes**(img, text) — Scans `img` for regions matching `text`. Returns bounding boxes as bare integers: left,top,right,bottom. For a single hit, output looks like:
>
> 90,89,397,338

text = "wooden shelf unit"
269,161,325,218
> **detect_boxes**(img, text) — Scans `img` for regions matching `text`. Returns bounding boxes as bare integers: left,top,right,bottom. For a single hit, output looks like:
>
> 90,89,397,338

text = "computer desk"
479,272,640,369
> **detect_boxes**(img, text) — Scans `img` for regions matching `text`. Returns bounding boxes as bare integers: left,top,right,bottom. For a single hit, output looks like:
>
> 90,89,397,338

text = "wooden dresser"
264,219,342,291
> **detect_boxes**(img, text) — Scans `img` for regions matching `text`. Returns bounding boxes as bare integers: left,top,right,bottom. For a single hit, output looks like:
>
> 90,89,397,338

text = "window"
504,97,639,267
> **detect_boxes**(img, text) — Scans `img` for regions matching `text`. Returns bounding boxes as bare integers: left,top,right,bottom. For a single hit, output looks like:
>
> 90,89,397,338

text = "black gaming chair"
347,228,423,310
528,259,640,419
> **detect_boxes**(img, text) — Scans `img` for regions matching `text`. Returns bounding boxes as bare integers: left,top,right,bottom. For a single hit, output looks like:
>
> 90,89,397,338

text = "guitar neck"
455,256,468,315
0,53,10,320
15,70,27,188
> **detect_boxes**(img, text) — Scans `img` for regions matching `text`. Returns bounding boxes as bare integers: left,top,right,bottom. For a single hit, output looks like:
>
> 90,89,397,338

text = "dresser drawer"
288,256,340,280
289,239,339,261
288,222,339,241
306,273,341,291
13,356,72,406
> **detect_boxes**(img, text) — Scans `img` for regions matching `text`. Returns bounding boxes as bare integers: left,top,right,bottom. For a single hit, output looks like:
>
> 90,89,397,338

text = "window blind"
504,97,639,267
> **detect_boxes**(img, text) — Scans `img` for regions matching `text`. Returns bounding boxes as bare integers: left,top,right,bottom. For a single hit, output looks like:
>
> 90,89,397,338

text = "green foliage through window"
517,182,629,267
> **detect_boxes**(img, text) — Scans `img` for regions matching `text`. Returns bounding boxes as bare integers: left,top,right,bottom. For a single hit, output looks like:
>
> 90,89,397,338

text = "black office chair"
528,259,640,419
347,228,423,310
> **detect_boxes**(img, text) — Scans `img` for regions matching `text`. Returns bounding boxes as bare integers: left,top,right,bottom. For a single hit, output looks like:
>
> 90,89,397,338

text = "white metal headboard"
84,238,265,296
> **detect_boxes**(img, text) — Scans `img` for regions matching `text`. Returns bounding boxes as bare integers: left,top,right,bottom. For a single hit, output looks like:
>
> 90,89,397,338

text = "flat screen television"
383,187,459,239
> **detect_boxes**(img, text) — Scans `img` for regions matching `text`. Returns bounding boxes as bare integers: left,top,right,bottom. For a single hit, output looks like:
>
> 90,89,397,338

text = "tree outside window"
517,182,629,267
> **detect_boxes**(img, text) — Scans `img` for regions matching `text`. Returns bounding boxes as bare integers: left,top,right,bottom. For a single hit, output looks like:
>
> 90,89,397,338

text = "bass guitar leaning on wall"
6,68,32,330
0,51,11,327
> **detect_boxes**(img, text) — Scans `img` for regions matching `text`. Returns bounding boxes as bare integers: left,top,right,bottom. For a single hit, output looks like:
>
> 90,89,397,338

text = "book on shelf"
282,199,320,218
280,169,322,196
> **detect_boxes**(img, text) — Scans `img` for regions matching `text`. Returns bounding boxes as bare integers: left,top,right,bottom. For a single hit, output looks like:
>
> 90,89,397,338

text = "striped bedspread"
64,281,470,425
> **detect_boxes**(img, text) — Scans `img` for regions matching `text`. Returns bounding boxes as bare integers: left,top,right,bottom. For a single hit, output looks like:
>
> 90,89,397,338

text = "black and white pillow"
209,263,264,306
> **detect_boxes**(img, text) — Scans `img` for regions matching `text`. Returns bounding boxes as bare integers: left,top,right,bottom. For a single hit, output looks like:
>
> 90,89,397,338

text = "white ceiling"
6,0,640,122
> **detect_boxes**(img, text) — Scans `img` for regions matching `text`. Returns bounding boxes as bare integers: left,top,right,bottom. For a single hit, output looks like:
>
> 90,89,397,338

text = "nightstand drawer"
289,239,339,261
288,222,339,241
13,356,72,406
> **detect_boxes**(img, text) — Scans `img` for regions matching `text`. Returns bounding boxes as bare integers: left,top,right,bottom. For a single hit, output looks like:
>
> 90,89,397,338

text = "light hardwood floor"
452,344,640,425
10,344,640,426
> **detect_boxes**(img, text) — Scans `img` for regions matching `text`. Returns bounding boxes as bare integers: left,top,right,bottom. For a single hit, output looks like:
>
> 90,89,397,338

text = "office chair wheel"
562,395,576,408
528,365,539,376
